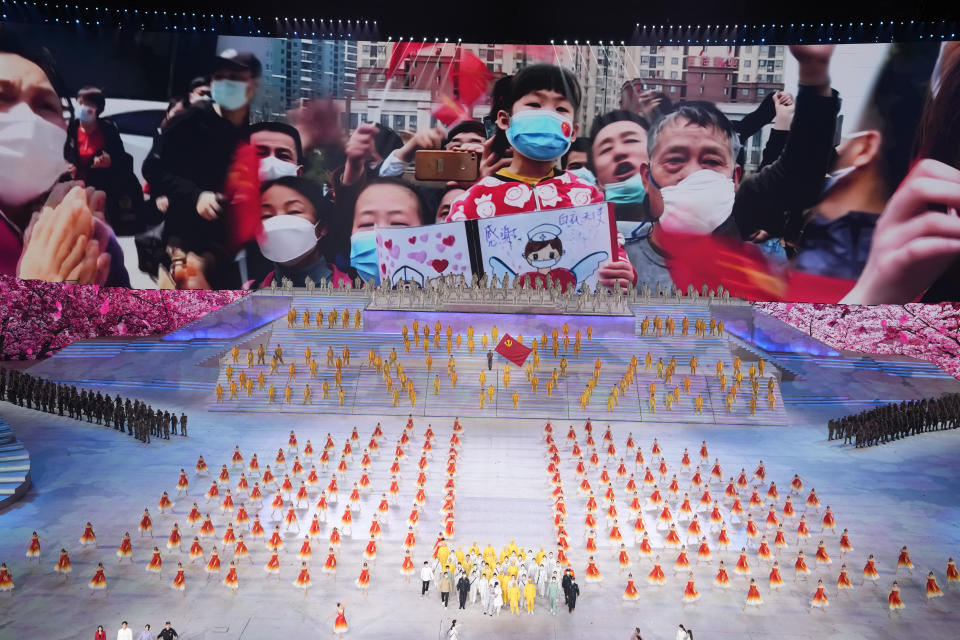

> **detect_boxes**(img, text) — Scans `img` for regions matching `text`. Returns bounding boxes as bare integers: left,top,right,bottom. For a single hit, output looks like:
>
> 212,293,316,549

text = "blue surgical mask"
349,229,380,285
506,110,573,162
603,173,646,204
77,105,97,125
569,167,597,186
211,79,249,111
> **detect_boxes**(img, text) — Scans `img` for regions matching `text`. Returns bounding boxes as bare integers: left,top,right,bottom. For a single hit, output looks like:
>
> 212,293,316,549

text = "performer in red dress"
176,469,189,495
88,562,107,595
401,550,416,582
79,522,97,547
117,532,134,563
172,561,186,596
204,546,222,580
682,572,700,606
794,550,811,582
734,548,751,577
896,545,914,575
0,563,14,593
146,546,163,577
647,555,666,586
809,578,829,613
769,560,784,591
356,561,371,594
743,577,763,611
946,557,960,589
25,531,42,561
331,602,348,635
167,523,183,552
862,554,880,586
323,547,338,580
223,560,239,594
294,561,312,595
54,548,71,579
836,563,853,596
888,581,904,617
714,560,730,589
623,572,639,601
925,570,943,601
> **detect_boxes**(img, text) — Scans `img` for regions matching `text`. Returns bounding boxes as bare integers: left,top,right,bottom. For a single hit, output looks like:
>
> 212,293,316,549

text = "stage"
1,293,959,639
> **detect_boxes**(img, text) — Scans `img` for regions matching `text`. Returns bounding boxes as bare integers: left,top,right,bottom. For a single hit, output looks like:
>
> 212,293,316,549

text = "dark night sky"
3,22,220,101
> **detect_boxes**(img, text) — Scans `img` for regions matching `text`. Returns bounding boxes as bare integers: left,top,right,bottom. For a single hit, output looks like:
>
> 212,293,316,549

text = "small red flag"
222,141,262,254
495,334,532,367
457,50,494,107
431,93,471,127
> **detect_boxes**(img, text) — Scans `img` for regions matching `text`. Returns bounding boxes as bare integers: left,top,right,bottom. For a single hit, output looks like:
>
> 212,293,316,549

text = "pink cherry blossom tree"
0,276,249,360
753,302,960,379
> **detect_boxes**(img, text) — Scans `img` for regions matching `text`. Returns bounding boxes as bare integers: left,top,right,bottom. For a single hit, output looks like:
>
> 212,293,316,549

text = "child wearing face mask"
446,64,636,290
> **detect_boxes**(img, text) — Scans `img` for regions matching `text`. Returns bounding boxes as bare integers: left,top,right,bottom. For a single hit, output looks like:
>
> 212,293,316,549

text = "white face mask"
0,102,68,208
658,169,735,235
258,155,300,183
256,215,318,263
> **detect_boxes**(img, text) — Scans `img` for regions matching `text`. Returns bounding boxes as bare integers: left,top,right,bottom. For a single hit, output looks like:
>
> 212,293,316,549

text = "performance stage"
1,290,959,639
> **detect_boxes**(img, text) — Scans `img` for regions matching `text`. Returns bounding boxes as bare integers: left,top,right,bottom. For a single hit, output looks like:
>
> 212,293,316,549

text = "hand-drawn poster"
477,203,616,292
375,222,472,288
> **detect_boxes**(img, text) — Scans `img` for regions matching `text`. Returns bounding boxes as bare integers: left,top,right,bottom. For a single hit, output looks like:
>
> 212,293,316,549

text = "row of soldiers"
828,393,960,447
0,368,188,444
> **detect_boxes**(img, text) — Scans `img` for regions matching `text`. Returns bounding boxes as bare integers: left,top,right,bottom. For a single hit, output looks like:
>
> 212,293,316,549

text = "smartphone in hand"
415,150,480,182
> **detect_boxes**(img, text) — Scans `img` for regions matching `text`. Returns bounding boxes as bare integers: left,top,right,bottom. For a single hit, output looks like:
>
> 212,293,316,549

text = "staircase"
207,298,789,426
0,418,31,508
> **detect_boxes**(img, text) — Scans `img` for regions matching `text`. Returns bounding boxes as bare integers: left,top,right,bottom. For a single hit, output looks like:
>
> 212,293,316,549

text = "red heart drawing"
442,235,456,246
384,239,393,250
408,236,417,244
431,259,449,273
381,263,387,274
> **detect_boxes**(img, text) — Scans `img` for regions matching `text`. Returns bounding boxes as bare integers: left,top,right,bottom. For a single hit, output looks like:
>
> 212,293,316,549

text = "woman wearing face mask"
1,34,123,286
349,178,427,285
64,86,142,234
257,176,355,289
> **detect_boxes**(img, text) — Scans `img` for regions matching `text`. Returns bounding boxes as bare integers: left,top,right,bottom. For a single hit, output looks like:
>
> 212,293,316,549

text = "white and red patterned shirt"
446,170,604,222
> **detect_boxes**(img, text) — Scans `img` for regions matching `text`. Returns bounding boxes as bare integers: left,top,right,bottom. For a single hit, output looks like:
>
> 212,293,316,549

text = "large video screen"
1,22,957,303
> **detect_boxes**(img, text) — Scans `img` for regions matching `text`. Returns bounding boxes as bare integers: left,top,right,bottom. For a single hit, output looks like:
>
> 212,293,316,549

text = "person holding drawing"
446,64,635,291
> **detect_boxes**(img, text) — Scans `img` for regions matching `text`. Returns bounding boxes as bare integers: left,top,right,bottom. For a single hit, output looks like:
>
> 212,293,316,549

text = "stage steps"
208,315,787,425
0,418,32,506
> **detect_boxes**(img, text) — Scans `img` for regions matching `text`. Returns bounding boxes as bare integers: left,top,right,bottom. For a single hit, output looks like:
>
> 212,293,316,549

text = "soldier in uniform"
180,413,188,437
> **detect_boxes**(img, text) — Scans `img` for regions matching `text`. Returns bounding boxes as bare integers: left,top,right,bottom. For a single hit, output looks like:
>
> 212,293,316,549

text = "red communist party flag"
222,141,262,254
495,334,533,367
386,42,438,79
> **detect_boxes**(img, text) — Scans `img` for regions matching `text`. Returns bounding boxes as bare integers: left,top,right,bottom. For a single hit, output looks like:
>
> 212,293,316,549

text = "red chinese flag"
495,334,532,367
431,93,471,127
386,42,438,79
222,141,262,254
657,229,854,303
457,50,494,107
